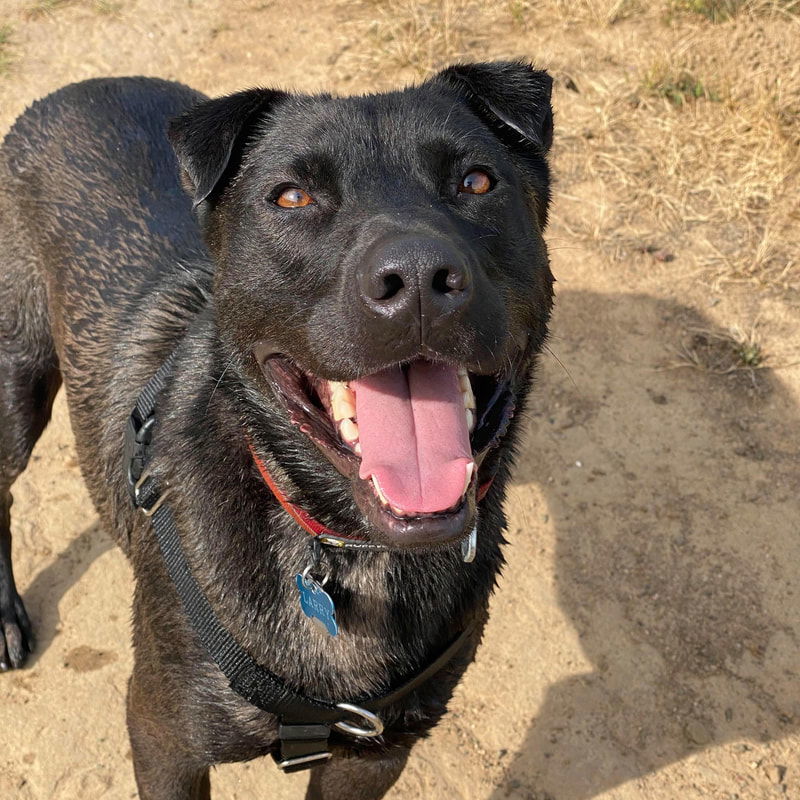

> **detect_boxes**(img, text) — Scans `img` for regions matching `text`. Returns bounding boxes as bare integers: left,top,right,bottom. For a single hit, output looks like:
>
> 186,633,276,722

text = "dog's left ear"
168,88,289,209
432,61,553,155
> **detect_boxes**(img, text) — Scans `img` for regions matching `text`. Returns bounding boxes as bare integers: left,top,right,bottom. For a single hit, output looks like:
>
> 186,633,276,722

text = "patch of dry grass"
603,15,800,290
0,25,12,76
672,324,766,374
543,0,642,24
670,0,799,22
25,0,73,18
337,0,482,80
26,0,122,18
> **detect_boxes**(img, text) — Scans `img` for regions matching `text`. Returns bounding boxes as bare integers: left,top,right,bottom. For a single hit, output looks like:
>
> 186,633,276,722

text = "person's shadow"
491,288,799,799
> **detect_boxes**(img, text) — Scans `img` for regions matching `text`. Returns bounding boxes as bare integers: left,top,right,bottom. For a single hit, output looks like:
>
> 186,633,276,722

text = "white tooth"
463,461,475,494
354,442,362,456
371,475,388,505
339,418,359,444
333,397,356,421
329,381,356,421
460,374,475,409
390,505,406,516
465,408,475,432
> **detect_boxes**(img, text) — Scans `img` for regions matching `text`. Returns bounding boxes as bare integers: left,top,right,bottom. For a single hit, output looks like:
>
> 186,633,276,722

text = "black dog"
0,62,554,799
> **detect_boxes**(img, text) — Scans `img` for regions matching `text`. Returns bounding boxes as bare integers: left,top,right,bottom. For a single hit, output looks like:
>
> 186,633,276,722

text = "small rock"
651,249,675,262
634,243,675,262
764,764,787,784
684,719,713,746
563,76,579,92
647,389,668,405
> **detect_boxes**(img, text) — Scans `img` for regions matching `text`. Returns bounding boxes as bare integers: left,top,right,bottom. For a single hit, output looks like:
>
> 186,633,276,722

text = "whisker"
543,344,575,387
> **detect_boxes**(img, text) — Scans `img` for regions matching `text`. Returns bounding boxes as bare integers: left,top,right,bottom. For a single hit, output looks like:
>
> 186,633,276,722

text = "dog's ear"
168,88,288,208
432,61,553,155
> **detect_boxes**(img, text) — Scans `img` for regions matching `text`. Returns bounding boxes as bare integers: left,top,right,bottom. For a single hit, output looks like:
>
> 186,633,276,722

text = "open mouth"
256,354,517,546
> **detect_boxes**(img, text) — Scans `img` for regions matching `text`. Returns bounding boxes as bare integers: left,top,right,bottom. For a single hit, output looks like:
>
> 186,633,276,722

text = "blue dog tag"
295,573,338,637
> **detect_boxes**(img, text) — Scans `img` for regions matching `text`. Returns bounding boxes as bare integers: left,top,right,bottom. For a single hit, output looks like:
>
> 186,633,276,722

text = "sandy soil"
1,1,798,798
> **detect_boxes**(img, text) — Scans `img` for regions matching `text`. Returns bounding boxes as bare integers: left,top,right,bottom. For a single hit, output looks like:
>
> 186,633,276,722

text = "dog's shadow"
22,522,114,663
491,288,799,799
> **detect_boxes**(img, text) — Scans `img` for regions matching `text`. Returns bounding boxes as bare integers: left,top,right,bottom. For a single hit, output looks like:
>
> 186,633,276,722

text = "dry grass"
0,25,12,76
670,0,800,22
542,0,642,25
25,0,73,17
26,0,122,18
337,0,800,294
672,324,766,374
337,0,482,79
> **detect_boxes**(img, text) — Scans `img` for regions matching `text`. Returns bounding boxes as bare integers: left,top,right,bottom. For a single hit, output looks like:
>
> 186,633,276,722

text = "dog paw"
0,591,34,670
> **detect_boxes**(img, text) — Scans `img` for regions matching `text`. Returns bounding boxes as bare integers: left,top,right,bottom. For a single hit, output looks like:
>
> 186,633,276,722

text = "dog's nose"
358,236,473,326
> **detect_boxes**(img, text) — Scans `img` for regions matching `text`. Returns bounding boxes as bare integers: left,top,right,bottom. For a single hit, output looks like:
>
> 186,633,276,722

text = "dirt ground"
1,0,799,798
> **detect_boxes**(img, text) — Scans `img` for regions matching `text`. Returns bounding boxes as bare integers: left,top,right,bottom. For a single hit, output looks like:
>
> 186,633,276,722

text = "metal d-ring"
333,703,384,738
301,563,330,588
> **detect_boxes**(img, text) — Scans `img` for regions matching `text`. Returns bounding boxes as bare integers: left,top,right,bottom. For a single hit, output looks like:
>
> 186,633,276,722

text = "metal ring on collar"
333,703,384,737
301,563,330,588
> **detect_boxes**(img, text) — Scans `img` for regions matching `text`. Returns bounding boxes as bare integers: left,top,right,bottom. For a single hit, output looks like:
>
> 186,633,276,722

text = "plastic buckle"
124,409,156,505
273,722,332,773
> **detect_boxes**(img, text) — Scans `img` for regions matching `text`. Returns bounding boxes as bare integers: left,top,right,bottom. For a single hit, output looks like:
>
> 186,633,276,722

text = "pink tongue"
351,362,472,514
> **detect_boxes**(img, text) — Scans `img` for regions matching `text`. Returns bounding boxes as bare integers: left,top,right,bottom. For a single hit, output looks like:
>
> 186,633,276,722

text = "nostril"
378,272,405,301
432,267,465,294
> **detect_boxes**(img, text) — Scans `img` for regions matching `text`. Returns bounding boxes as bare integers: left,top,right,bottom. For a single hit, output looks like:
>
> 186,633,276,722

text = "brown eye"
459,169,493,195
275,187,314,208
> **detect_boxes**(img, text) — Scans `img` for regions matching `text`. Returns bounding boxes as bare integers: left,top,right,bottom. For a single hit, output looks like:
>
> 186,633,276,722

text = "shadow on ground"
22,523,113,664
491,289,799,798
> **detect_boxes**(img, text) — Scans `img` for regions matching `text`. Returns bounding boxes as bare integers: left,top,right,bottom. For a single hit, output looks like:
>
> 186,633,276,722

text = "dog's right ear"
168,88,288,209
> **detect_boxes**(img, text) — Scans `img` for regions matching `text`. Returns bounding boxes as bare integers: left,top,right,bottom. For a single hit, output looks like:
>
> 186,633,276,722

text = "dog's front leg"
305,748,410,800
127,675,211,800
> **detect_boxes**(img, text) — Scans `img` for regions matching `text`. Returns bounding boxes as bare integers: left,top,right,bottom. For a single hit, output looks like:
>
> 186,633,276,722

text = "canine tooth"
461,376,475,409
465,408,475,432
463,461,475,494
339,418,359,444
371,475,388,505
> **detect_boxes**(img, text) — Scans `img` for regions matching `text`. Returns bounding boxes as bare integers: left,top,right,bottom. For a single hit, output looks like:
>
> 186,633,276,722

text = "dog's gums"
257,350,518,543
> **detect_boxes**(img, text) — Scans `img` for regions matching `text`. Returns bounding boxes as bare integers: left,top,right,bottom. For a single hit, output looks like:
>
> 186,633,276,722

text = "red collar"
248,442,494,544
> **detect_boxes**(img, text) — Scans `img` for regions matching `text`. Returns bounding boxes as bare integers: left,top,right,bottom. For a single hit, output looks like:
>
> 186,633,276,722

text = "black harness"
123,353,475,772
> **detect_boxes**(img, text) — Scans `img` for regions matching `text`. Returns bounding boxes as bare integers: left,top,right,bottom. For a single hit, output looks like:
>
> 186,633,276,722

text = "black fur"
0,62,554,799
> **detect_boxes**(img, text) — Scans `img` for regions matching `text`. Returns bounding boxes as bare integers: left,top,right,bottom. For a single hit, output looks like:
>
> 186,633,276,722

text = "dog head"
168,61,554,549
